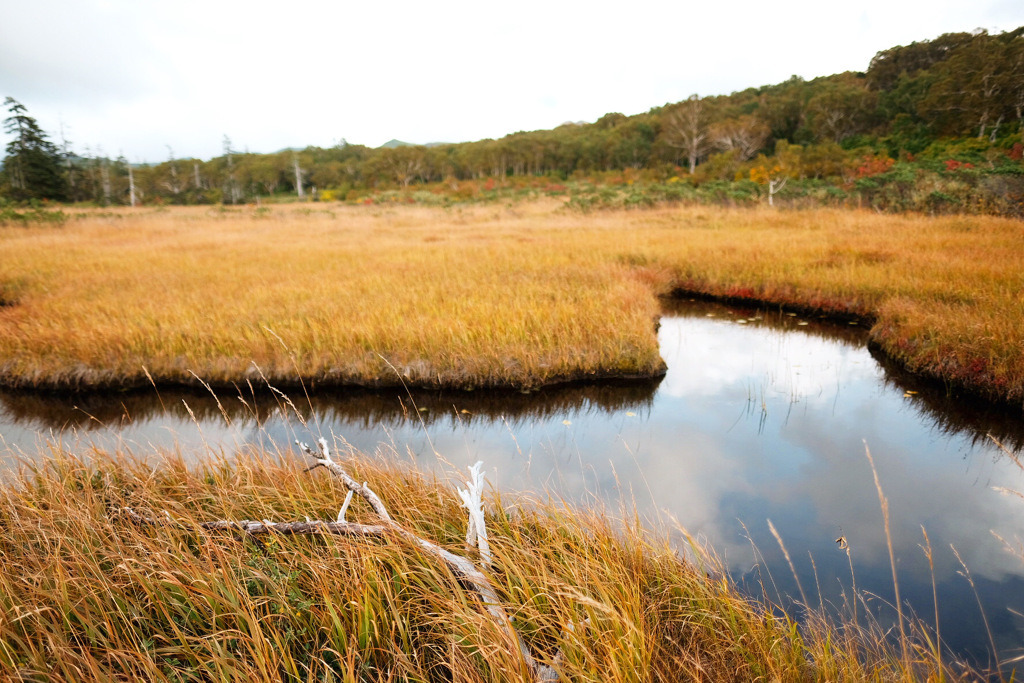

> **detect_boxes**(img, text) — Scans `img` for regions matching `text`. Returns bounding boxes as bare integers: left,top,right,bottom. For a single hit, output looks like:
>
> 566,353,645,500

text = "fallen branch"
117,507,387,539
117,440,561,682
297,439,558,681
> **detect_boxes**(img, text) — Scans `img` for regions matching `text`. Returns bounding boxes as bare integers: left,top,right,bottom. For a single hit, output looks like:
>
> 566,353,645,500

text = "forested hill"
3,26,1023,213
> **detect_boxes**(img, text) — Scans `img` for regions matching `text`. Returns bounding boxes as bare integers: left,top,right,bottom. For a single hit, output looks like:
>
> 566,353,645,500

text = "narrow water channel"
2,299,1024,672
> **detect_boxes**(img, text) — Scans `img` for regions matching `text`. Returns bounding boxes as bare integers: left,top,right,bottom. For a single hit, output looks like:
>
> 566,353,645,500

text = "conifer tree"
2,97,66,201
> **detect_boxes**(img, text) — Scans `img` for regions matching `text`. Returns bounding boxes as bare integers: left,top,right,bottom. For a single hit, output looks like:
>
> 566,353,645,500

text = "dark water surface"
3,299,1024,672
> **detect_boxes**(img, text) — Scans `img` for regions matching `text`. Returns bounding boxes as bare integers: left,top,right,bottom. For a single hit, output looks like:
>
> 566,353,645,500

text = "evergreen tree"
2,97,66,201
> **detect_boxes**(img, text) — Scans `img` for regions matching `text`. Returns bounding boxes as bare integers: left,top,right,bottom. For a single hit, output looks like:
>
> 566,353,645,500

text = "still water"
3,299,1024,671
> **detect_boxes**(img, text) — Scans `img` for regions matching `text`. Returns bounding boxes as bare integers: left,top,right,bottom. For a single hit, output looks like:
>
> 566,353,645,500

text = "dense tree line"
3,26,1023,206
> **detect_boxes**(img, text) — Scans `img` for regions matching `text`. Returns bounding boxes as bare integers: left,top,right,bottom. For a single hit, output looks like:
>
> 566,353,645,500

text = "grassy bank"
0,448,968,681
0,201,1021,405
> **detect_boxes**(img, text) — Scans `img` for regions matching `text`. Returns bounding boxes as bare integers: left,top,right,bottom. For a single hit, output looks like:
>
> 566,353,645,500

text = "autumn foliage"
4,27,1023,216
853,155,895,178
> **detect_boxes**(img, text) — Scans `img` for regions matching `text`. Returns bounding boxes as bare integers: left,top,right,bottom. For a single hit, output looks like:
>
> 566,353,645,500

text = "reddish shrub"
855,155,895,178
944,159,974,171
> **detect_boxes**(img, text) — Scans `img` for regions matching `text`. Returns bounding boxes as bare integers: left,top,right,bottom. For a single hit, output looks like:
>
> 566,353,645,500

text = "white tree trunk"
294,155,304,199
100,160,111,205
768,176,787,207
128,163,136,207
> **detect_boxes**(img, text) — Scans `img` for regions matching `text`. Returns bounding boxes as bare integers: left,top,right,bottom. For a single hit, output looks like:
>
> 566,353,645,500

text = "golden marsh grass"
1,201,1022,403
0,448,969,681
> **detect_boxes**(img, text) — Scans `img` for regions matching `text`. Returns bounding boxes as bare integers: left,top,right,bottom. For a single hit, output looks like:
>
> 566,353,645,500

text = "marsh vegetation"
4,298,1024,680
1,201,1022,407
0,445,998,682
2,201,1023,680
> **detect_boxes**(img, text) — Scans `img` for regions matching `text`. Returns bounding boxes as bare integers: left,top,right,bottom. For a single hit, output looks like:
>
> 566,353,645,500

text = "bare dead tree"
294,153,304,199
59,120,76,199
710,115,770,161
162,146,183,195
126,157,136,207
381,146,425,188
1012,48,1024,143
664,94,711,174
223,135,240,204
97,151,112,205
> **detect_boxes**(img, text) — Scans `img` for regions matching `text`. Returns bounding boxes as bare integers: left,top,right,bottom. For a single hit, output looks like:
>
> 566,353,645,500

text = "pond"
3,298,1024,673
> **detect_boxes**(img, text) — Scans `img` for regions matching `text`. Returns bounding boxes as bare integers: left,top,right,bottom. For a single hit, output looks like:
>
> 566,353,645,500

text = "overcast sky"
2,0,1022,163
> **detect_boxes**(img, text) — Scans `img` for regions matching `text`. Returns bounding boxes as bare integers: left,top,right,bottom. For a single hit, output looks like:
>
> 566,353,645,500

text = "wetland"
5,297,1023,671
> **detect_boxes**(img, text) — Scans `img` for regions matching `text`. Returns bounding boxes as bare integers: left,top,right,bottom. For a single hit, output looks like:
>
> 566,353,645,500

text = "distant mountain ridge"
378,139,451,149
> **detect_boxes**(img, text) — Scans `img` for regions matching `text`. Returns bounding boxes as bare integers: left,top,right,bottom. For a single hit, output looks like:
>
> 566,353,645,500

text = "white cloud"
1,0,1022,161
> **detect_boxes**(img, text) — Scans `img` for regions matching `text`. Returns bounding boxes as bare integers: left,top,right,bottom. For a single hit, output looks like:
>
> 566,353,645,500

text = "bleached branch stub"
457,460,492,567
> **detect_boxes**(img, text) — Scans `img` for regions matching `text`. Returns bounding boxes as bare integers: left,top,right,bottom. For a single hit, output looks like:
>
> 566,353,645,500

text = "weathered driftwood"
458,460,492,567
117,438,561,682
117,508,387,539
297,439,559,681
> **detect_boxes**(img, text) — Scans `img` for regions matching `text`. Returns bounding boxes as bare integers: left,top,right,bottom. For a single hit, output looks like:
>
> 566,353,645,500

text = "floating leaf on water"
905,390,918,394
737,319,748,324
418,407,428,412
797,321,809,326
626,412,636,417
562,420,572,426
786,312,797,317
460,409,471,414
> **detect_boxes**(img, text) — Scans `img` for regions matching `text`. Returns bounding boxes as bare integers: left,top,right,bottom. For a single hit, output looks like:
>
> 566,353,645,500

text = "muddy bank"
0,362,667,398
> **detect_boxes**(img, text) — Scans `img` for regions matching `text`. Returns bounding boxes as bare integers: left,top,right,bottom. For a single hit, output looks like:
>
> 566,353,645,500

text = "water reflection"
871,350,1024,452
0,379,659,433
2,299,1024,672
